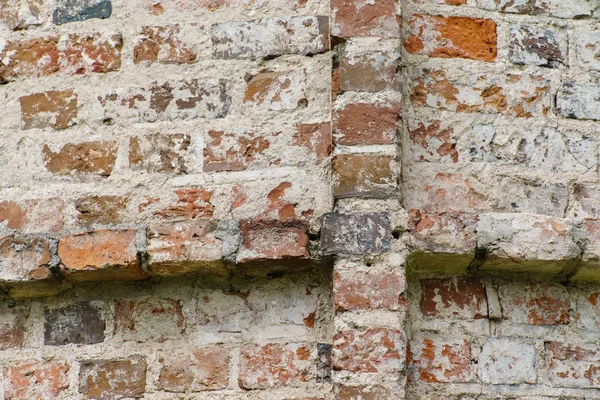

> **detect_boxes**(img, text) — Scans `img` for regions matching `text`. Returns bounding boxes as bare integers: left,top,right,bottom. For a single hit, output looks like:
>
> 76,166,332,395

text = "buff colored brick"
498,282,570,326
0,0,42,30
545,341,600,388
114,298,185,342
479,338,536,384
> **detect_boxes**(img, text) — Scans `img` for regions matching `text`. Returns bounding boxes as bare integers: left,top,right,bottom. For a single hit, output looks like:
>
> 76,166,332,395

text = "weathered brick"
545,341,600,388
573,219,600,282
75,196,128,227
335,384,403,400
244,70,308,111
3,360,70,399
0,34,122,84
129,133,190,174
576,30,600,71
321,212,391,255
509,24,567,68
407,119,458,163
58,229,147,282
420,277,486,319
557,79,600,121
333,103,399,145
334,267,404,311
147,220,223,276
203,130,272,172
236,220,309,263
43,141,118,177
0,305,29,350
153,188,215,219
239,343,313,389
405,15,497,62
332,154,395,198
53,0,112,25
212,16,328,59
114,298,185,342
408,337,472,383
0,235,52,283
98,79,231,123
480,0,599,19
411,68,551,117
20,90,78,130
196,289,254,335
498,282,569,325
479,338,536,384
134,25,196,64
79,356,146,399
0,198,64,233
333,328,404,373
44,302,105,345
338,51,401,93
331,0,400,38
293,122,332,163
0,0,42,30
576,289,600,331
158,346,229,391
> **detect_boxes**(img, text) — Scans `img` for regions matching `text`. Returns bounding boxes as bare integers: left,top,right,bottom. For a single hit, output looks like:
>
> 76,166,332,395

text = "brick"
0,0,42,30
203,130,272,172
576,290,600,331
420,277,486,319
408,337,471,383
0,305,29,350
0,235,52,283
236,220,309,263
58,229,148,282
19,90,78,130
331,0,400,38
482,0,599,19
498,282,569,325
333,328,404,373
411,68,551,118
557,79,600,121
43,141,118,177
3,360,70,399
158,346,229,391
147,220,223,276
79,356,146,399
154,188,215,219
479,339,536,384
573,185,600,218
576,30,600,71
212,16,328,59
316,343,332,382
44,302,105,345
239,343,313,389
509,24,567,68
114,298,185,342
477,213,580,275
53,0,112,25
0,34,122,84
98,79,231,123
244,70,308,111
321,212,391,255
334,268,404,311
407,119,457,163
332,154,395,198
545,341,600,388
134,25,196,64
405,15,497,62
570,219,600,282
129,133,190,174
338,51,401,93
333,103,399,145
0,198,64,233
293,122,332,163
196,289,254,335
75,196,128,227
335,384,403,400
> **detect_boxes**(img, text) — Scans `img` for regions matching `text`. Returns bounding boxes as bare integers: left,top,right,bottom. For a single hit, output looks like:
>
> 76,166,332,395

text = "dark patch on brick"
317,343,332,383
53,0,112,25
321,212,391,255
44,302,105,345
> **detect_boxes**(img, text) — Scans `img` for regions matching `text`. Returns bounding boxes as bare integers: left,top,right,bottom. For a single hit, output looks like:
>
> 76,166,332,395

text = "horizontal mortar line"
171,166,309,186
333,145,397,156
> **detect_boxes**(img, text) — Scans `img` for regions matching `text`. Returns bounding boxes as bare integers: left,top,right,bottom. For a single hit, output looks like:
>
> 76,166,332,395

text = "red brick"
408,337,471,383
0,235,52,283
79,356,146,399
293,122,332,163
3,359,70,399
236,220,309,263
333,103,399,145
332,328,404,373
0,198,64,233
129,133,190,174
134,25,196,64
19,90,77,130
244,70,307,111
43,141,118,177
203,130,272,172
147,220,224,276
338,51,401,93
499,282,569,325
75,195,128,227
408,119,457,162
158,346,229,391
332,154,395,198
0,34,122,83
0,305,29,350
334,268,404,311
154,188,215,219
420,277,486,319
58,229,148,282
546,342,600,388
239,343,313,389
114,298,185,342
405,15,497,62
331,0,400,38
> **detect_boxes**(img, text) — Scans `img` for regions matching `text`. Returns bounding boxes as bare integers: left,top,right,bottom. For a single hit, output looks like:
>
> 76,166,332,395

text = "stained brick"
0,235,52,284
576,289,600,331
408,337,472,383
75,196,128,227
236,220,309,263
114,298,185,342
498,282,569,326
0,305,29,350
244,70,308,111
3,360,70,399
334,268,404,311
0,0,42,30
203,130,271,172
335,384,404,400
293,122,332,163
153,189,215,219
134,25,196,64
420,277,486,319
509,24,567,68
482,0,599,19
0,198,64,233
333,103,399,145
43,141,118,177
545,341,600,388
331,0,400,38
332,154,395,198
479,338,536,384
44,302,105,345
20,90,78,130
338,51,401,93
557,80,600,121
321,212,391,255
79,356,146,399
576,30,600,71
158,346,229,391
333,328,404,373
129,133,190,174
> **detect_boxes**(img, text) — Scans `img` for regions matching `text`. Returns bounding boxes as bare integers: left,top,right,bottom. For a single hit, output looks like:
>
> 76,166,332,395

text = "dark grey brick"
44,302,105,345
321,212,391,255
53,0,112,25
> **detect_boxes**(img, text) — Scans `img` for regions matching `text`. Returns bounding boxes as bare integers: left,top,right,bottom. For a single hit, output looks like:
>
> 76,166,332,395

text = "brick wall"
2,0,600,398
